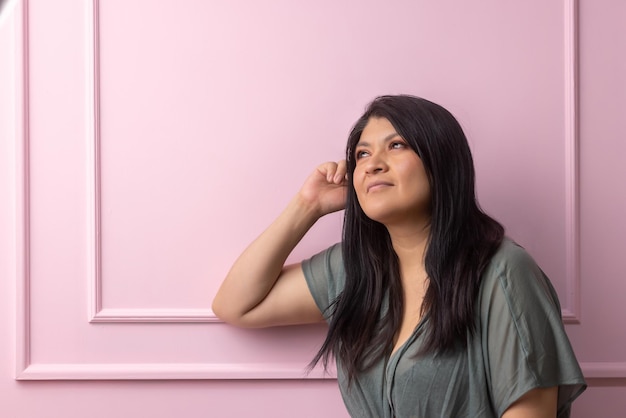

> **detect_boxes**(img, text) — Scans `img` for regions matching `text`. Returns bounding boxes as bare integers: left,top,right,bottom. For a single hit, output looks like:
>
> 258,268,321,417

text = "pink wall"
1,0,624,416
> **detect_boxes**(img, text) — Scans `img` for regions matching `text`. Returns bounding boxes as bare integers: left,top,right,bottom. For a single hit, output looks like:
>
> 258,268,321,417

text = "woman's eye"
355,150,369,159
390,142,405,149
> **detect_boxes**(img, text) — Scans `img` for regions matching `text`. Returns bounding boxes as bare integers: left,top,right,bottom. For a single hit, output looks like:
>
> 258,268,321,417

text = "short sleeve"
479,240,586,418
301,243,345,321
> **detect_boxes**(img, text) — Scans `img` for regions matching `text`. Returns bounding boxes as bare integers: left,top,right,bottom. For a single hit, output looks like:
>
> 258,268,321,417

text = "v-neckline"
388,316,427,359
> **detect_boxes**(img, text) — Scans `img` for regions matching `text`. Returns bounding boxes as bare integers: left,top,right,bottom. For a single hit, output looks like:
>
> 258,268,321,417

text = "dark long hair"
311,95,504,382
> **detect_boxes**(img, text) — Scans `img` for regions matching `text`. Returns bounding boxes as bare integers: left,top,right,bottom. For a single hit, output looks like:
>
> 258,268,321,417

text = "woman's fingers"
334,160,347,184
321,161,337,183
320,160,347,184
299,160,348,216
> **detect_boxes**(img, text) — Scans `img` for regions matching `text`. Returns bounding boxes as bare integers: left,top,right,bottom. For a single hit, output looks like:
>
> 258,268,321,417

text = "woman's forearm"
211,194,320,325
212,160,347,327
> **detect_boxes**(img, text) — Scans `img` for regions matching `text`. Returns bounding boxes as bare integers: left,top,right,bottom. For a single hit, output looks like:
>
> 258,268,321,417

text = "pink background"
1,0,624,416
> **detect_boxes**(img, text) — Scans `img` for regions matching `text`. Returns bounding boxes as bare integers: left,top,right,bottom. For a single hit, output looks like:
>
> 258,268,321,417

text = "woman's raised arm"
211,161,347,328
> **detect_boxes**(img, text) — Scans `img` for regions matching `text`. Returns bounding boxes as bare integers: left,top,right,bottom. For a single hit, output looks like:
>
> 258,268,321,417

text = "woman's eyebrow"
355,132,400,148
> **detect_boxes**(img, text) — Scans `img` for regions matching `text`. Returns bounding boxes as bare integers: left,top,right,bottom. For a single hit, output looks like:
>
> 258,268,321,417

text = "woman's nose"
364,151,387,174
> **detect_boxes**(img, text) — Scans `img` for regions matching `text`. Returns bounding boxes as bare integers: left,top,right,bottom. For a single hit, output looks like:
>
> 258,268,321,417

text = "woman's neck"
387,219,430,277
387,220,430,335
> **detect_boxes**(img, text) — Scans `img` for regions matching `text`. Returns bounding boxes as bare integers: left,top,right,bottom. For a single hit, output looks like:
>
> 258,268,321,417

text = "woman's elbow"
211,297,237,324
211,298,260,328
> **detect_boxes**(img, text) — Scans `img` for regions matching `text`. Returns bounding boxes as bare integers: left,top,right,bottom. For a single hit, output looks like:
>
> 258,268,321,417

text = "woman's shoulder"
476,238,586,416
480,237,561,313
487,237,539,273
301,242,345,315
482,237,549,289
305,242,343,270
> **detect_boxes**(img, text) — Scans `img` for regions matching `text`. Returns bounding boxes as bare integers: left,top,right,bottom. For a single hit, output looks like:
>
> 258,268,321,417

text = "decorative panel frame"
83,0,581,325
84,0,218,324
14,0,621,380
14,0,330,380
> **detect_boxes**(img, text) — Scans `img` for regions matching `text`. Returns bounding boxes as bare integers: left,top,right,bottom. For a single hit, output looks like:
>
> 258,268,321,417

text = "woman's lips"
367,181,393,192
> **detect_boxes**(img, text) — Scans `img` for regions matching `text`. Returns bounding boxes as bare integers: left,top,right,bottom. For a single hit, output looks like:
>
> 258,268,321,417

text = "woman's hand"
298,160,348,217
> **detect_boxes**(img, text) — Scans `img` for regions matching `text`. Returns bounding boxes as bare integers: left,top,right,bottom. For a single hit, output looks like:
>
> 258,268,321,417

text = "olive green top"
302,238,586,417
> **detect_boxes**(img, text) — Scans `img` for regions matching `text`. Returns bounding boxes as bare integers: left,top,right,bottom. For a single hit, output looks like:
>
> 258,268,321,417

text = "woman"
212,95,586,417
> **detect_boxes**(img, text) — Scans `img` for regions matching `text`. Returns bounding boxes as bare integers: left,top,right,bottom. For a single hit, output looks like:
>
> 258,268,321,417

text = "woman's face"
353,117,431,227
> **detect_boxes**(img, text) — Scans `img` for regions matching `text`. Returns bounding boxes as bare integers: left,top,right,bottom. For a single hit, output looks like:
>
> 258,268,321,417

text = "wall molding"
17,362,334,380
85,0,219,324
581,362,626,380
561,0,581,324
91,308,221,323
14,0,31,380
18,362,626,381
